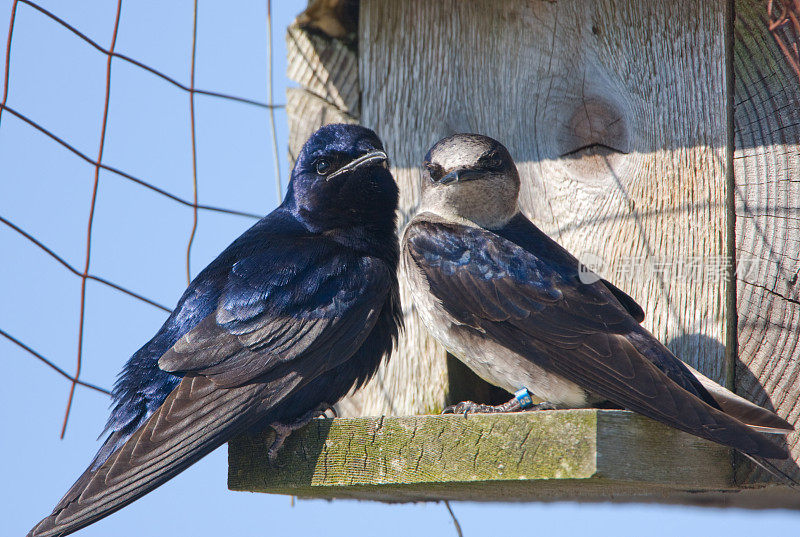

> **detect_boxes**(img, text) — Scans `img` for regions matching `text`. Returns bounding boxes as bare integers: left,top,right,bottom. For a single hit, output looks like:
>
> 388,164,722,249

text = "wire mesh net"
0,0,286,438
768,0,800,82
3,0,798,441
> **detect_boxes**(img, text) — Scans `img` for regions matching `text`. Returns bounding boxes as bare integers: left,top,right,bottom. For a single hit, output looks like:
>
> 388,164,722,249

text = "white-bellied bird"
402,133,793,474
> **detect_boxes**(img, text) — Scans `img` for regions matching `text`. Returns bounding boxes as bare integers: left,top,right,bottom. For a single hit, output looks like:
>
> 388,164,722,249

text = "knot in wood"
558,96,630,181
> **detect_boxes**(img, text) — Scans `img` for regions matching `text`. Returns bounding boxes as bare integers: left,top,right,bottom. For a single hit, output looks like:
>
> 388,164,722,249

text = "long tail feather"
683,364,794,433
28,374,296,537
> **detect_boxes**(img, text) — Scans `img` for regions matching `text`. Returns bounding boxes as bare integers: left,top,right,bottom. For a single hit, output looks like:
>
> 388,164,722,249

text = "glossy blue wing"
158,239,392,388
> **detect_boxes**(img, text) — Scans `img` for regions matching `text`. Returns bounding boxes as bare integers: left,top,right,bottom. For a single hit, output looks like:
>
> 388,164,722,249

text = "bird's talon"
441,403,464,414
268,405,331,463
442,400,504,415
267,422,293,463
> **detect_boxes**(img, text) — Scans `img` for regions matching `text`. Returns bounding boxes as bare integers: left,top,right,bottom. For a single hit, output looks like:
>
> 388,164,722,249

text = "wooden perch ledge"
229,410,800,509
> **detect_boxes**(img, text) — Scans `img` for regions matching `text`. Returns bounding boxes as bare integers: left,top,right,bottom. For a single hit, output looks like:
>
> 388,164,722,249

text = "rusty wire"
767,0,800,82
0,0,17,129
60,0,123,439
1,328,111,396
17,0,285,112
1,0,286,436
0,215,171,312
0,103,263,219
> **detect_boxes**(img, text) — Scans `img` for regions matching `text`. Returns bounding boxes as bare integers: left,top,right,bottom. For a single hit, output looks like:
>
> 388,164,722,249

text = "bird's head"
420,134,520,229
286,124,398,231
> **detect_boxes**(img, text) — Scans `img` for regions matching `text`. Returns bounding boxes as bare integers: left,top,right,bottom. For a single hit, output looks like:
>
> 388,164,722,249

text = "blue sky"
1,1,798,536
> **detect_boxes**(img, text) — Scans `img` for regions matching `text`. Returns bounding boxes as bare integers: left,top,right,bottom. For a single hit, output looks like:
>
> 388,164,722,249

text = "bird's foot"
443,401,496,415
267,423,295,462
267,403,333,462
442,394,557,416
442,399,521,415
319,403,338,418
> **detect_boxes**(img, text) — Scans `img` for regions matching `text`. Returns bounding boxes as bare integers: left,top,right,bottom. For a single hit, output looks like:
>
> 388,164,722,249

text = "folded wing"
30,243,392,537
405,219,788,459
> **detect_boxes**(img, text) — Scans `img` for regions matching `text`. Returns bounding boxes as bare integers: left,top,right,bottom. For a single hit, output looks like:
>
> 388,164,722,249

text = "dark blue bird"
29,124,401,537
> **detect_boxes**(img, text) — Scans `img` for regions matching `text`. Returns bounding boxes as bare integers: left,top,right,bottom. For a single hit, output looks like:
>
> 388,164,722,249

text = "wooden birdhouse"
230,0,800,507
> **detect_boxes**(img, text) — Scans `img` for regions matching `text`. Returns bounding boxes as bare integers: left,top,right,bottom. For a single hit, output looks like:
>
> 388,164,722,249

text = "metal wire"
267,0,282,201
767,0,800,82
0,0,18,130
444,501,464,537
0,215,171,312
0,103,264,220
0,0,286,436
1,328,111,396
60,0,123,439
186,0,200,284
16,0,285,112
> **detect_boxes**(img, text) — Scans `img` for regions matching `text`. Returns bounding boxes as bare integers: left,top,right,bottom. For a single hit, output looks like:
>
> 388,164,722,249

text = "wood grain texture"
229,410,798,508
287,23,359,114
286,22,358,167
360,0,729,402
284,4,800,486
733,0,800,484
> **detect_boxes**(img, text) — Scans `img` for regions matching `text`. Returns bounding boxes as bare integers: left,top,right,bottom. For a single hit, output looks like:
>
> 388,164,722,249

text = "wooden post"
733,0,800,484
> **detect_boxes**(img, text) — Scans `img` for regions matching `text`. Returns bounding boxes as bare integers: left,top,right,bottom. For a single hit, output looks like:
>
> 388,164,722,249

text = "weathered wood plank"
286,22,359,114
229,410,798,508
285,22,358,167
733,0,800,485
360,0,729,413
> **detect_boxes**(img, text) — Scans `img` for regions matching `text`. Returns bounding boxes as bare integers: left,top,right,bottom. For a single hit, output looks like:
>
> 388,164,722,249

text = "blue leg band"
514,388,533,410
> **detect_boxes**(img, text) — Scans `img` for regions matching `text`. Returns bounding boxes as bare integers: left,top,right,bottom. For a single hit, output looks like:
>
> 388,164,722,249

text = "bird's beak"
439,168,480,185
439,169,460,185
326,150,389,180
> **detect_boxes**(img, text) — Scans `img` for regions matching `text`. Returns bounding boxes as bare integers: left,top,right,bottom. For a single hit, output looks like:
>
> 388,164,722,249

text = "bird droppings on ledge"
230,409,795,509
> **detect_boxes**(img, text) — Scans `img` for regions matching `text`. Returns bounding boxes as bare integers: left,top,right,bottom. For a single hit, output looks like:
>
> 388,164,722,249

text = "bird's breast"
401,249,592,408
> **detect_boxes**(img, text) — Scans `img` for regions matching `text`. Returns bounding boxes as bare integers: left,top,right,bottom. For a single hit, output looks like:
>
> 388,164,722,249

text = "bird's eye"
425,162,442,181
481,152,503,170
315,159,332,175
